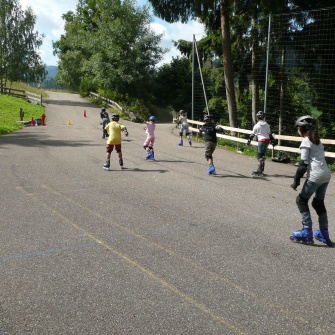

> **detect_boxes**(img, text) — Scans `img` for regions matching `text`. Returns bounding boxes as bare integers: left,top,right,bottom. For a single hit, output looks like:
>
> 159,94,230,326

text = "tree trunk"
220,0,238,128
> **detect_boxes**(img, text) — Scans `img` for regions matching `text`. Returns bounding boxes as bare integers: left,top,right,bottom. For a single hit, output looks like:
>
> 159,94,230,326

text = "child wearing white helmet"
247,111,275,175
290,115,334,247
177,110,192,146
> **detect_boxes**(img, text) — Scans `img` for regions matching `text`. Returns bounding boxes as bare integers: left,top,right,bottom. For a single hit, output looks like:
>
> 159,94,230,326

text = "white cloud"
151,19,205,65
20,0,78,65
19,0,205,66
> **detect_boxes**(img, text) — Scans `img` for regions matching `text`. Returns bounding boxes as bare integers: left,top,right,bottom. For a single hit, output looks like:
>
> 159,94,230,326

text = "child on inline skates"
100,108,110,139
177,110,192,146
199,114,224,175
103,114,128,170
247,111,275,175
290,115,335,247
143,116,156,160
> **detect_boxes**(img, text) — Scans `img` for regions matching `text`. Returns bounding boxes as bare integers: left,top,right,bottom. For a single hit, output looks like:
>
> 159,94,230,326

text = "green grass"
0,94,45,135
10,82,49,99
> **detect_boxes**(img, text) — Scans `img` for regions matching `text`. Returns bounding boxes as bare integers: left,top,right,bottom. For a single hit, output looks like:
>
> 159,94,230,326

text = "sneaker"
290,228,314,244
119,158,123,167
208,163,216,175
314,229,335,247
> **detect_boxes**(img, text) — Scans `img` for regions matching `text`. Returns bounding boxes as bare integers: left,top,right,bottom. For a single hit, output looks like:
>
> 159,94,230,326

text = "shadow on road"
44,99,95,108
107,167,169,173
0,133,99,148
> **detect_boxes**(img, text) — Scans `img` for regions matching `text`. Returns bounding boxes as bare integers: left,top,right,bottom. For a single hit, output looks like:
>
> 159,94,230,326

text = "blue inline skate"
145,150,155,160
178,139,183,146
208,163,216,175
314,229,335,247
290,228,314,245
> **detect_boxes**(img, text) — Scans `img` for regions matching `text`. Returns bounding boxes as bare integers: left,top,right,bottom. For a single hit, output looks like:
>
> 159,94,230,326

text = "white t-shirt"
300,137,331,183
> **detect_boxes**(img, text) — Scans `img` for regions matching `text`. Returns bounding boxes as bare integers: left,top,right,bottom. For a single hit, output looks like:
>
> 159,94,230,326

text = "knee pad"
107,150,112,154
179,132,183,136
116,149,121,153
205,153,213,160
143,145,148,150
296,194,309,213
312,198,326,216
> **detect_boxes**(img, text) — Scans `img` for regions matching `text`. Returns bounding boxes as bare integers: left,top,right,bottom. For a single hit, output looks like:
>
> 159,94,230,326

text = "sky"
19,0,205,66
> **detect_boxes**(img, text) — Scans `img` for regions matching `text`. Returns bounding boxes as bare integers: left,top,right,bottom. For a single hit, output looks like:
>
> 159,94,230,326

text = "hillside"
46,66,58,78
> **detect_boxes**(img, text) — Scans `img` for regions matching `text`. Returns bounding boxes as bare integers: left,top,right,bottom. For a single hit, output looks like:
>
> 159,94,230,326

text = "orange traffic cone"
83,110,87,117
30,117,35,126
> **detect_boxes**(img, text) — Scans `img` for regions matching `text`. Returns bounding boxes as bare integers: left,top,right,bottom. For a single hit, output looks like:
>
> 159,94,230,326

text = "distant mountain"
46,66,58,79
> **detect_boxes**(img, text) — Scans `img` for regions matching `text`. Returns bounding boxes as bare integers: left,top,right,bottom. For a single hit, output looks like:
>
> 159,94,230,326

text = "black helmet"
294,115,316,129
111,114,119,121
101,108,106,112
204,114,214,122
256,111,264,119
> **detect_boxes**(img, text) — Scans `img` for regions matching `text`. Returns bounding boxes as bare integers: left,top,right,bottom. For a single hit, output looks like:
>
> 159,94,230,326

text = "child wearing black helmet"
290,115,335,247
247,111,275,176
199,114,224,175
100,108,110,139
103,114,128,170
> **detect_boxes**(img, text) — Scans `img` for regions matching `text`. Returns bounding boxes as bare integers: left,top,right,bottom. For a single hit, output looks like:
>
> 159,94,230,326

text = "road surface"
0,92,335,335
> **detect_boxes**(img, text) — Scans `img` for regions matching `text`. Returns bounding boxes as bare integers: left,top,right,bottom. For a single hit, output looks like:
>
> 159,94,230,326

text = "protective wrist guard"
247,134,254,145
291,161,308,189
269,133,276,147
215,125,225,133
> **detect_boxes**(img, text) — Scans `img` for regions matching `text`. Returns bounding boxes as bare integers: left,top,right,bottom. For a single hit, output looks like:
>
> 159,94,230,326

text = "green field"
0,94,45,135
0,85,46,135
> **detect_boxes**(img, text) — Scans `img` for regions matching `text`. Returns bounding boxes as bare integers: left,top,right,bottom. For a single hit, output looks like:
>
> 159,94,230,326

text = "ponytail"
300,126,320,145
308,130,320,145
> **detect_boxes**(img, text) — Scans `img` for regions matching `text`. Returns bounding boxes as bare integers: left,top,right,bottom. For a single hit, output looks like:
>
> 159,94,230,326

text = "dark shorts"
205,142,217,158
106,144,121,152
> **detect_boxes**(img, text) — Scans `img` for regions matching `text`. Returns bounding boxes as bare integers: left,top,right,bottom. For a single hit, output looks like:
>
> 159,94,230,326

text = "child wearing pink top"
143,116,156,160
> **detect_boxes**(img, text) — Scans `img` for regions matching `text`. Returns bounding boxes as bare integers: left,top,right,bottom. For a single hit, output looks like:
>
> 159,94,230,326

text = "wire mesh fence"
192,6,335,147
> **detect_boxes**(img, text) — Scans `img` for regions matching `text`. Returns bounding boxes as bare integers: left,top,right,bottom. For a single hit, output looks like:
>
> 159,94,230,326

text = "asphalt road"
1,92,335,335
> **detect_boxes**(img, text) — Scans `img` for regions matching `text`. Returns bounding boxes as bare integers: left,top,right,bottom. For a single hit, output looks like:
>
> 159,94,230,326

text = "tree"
147,0,239,127
0,0,46,89
153,56,193,112
54,0,165,101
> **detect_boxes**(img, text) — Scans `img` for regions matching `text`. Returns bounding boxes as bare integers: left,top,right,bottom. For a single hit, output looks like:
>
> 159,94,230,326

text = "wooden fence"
181,119,335,159
1,86,42,105
88,92,144,122
88,92,123,112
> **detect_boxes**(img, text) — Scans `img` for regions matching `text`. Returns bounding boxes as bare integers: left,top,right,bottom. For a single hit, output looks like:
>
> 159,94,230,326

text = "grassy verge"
0,94,45,135
10,82,49,99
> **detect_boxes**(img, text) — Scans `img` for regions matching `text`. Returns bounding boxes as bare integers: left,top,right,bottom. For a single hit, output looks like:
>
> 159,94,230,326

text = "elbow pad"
294,161,308,179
